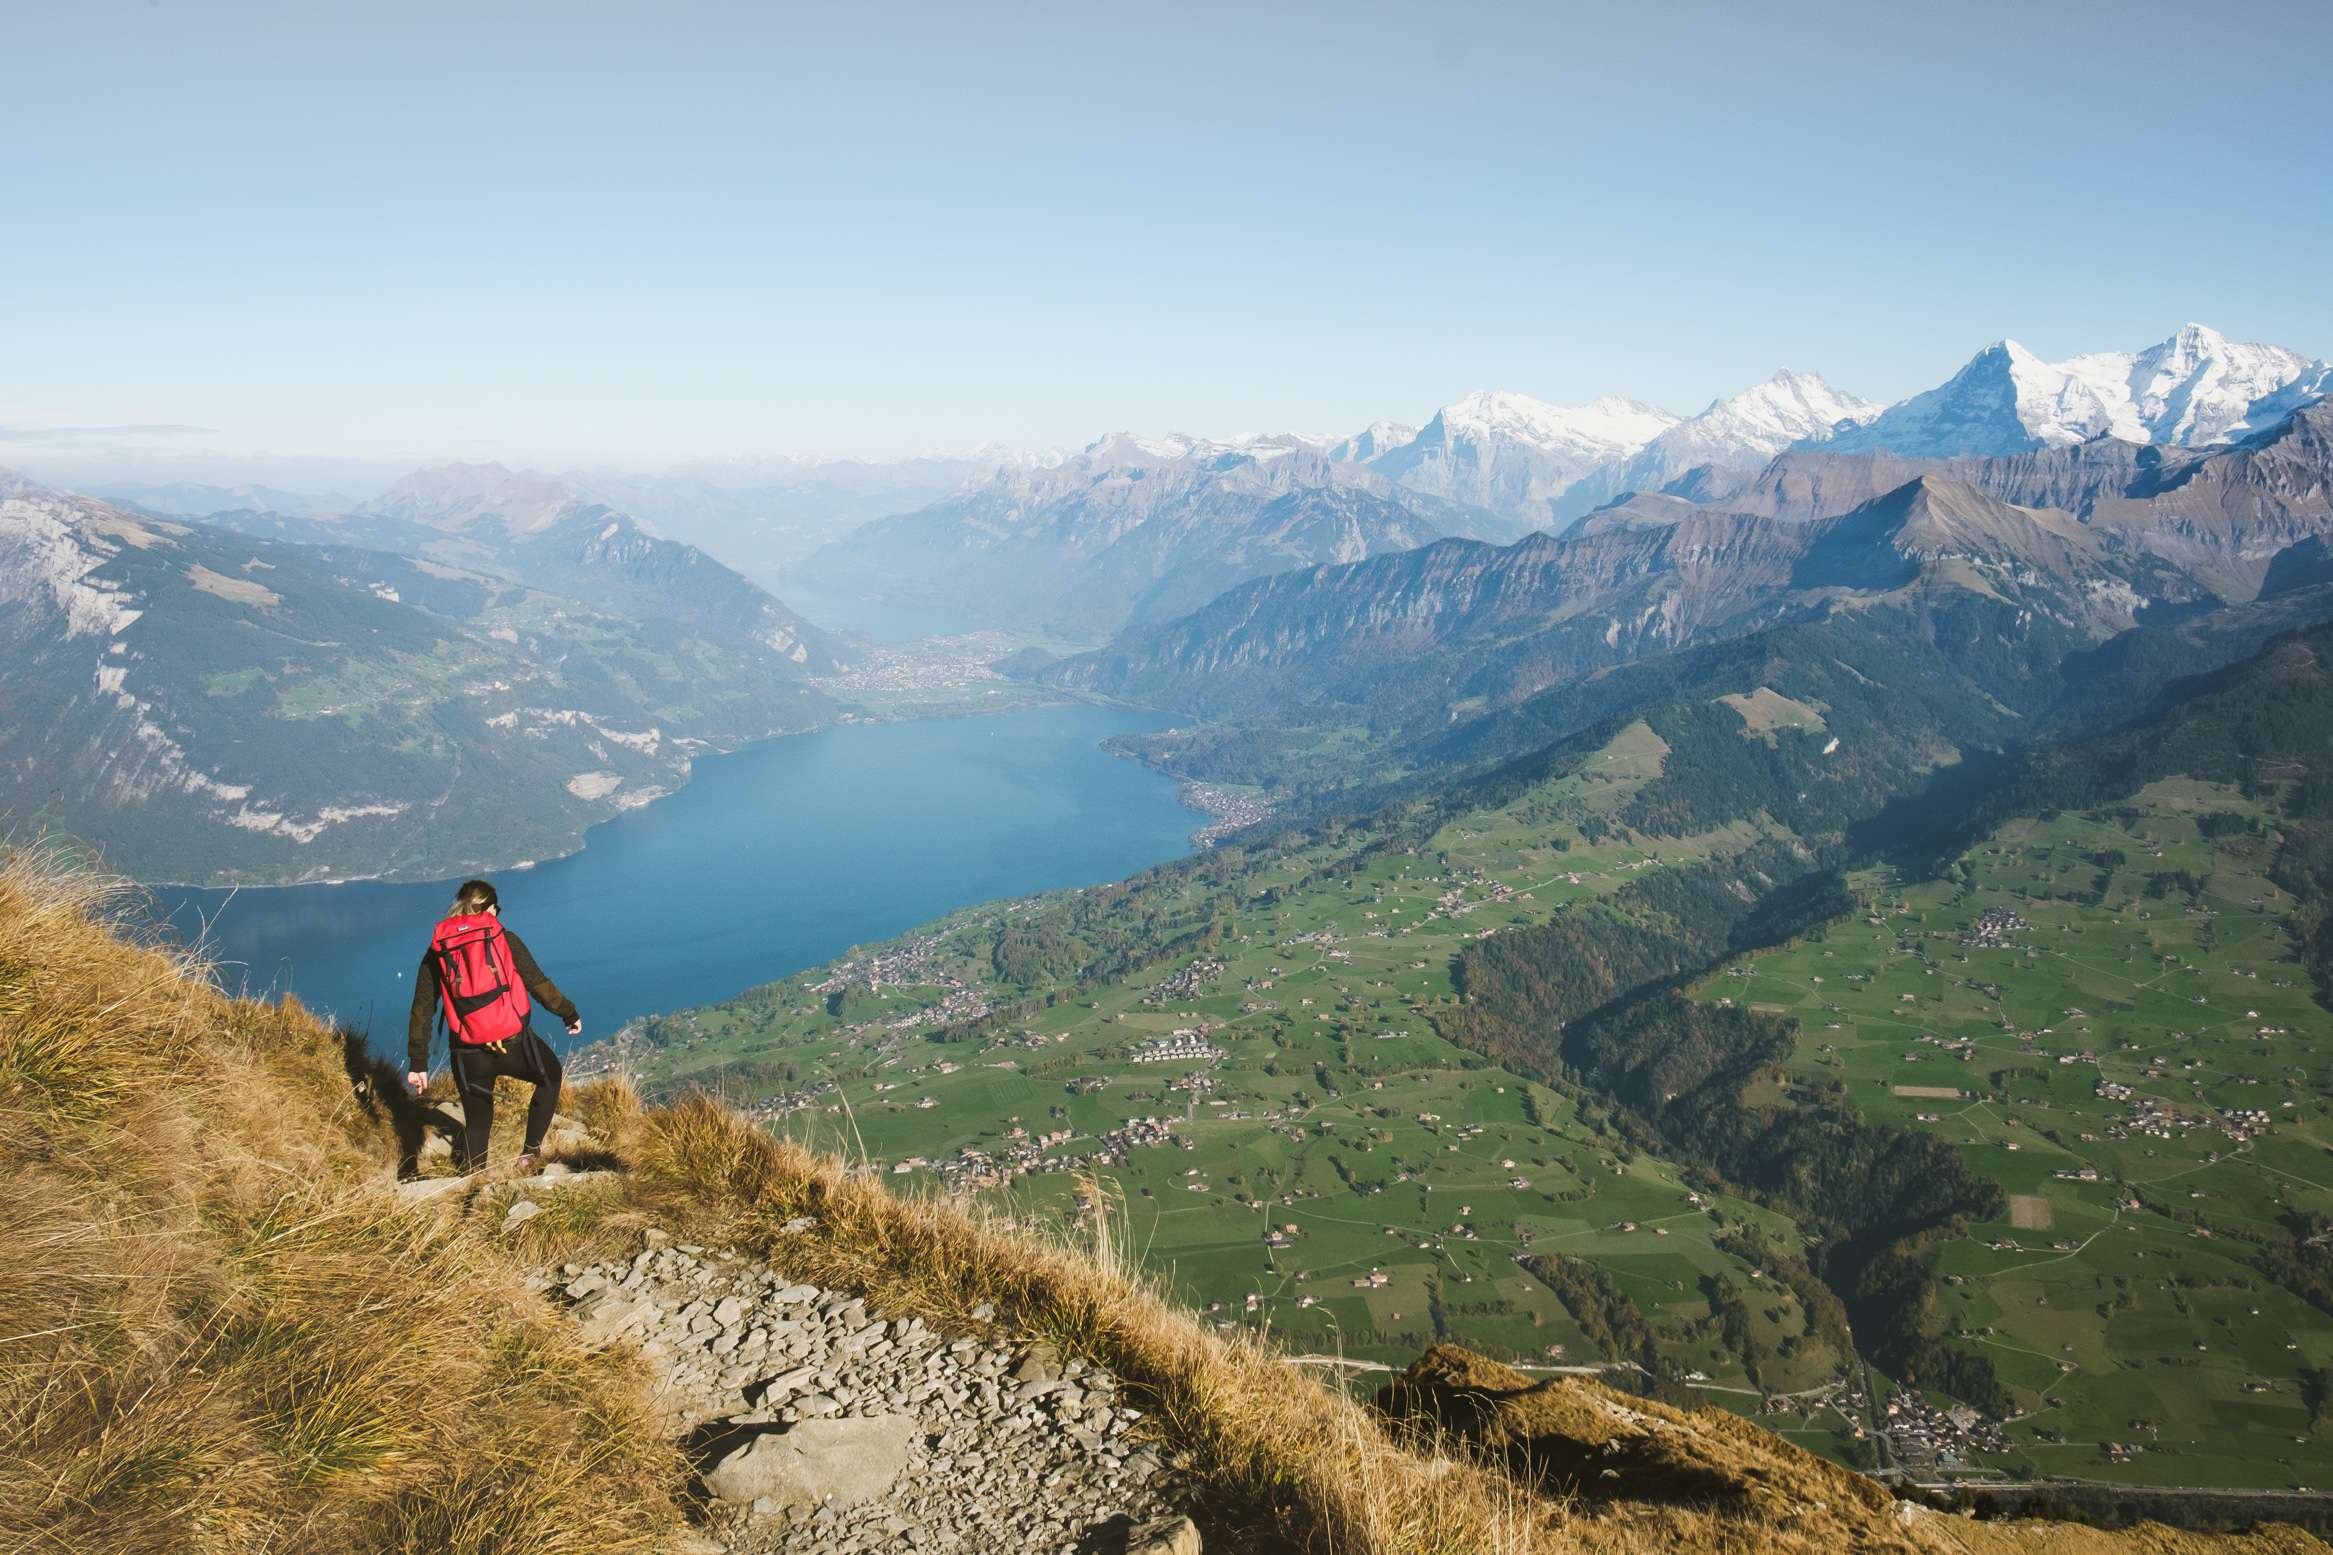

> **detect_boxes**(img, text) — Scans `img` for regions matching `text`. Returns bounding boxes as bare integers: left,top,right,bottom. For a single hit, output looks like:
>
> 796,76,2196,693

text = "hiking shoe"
511,1152,539,1174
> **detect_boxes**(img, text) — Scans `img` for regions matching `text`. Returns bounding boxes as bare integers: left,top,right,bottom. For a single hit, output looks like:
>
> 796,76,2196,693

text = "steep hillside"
6,847,2320,1555
1042,477,2188,741
0,851,681,1554
0,473,836,884
1045,510,1818,722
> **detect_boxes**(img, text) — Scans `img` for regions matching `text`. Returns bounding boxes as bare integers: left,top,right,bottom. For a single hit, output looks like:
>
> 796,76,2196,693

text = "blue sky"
7,0,2331,466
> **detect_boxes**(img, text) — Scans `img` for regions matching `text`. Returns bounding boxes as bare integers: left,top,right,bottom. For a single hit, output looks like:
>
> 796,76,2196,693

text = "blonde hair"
449,878,499,917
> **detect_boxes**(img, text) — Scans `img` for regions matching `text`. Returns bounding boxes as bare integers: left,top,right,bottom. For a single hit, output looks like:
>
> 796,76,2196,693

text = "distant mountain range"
1037,403,2333,776
1357,324,2324,529
0,470,841,885
1627,399,2333,600
781,324,2326,635
97,454,1016,597
171,462,851,674
15,318,2332,884
794,435,1524,638
1368,391,1682,523
1554,371,1882,518
1822,323,2327,458
1041,474,2189,720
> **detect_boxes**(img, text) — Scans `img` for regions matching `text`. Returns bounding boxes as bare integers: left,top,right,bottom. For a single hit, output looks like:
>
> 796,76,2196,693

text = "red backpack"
428,913,532,1046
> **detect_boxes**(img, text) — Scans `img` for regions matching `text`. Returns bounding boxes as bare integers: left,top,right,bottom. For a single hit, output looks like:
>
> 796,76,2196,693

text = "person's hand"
566,1019,583,1037
406,1070,429,1095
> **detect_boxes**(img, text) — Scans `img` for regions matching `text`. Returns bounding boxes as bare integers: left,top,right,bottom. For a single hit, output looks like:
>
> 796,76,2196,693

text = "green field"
609,719,1856,1432
1689,779,2333,1490
602,706,2333,1495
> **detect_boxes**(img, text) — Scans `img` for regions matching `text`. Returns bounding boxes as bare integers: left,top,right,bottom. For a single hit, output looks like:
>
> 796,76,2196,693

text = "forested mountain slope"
0,473,836,883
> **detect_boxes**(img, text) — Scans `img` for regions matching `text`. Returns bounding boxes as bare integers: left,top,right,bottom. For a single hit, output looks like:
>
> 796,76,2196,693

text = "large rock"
1373,1345,1893,1523
1125,1514,1202,1555
700,1415,918,1510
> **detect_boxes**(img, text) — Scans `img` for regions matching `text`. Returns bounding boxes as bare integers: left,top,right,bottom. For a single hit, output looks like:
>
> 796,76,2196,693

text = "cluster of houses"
1426,877,1517,923
2218,1106,2275,1141
1878,1389,2010,1469
811,934,947,997
1959,907,2029,948
1132,1030,1227,1065
1145,958,1224,1005
922,1113,1183,1191
2086,1080,2274,1146
738,1078,837,1124
1180,784,1270,845
887,984,990,1030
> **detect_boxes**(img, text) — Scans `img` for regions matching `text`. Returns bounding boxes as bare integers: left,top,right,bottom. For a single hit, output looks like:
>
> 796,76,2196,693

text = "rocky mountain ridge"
1038,473,2193,723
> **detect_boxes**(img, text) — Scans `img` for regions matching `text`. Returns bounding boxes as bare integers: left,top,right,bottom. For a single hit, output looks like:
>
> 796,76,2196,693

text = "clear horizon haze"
8,0,2332,472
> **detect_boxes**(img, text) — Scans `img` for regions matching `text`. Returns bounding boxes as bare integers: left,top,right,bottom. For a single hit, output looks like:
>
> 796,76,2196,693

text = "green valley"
592,618,2333,1506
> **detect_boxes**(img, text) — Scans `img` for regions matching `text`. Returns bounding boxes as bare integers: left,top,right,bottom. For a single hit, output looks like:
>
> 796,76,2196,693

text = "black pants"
448,1027,563,1168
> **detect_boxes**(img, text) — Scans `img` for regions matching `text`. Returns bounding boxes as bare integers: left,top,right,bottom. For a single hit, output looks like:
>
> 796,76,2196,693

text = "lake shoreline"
146,704,1211,1044
136,683,1149,893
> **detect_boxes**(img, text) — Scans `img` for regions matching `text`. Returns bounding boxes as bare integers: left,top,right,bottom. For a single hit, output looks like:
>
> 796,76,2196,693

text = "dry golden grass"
0,847,683,1555
530,1092,1559,1554
1,844,2320,1555
526,1095,2330,1555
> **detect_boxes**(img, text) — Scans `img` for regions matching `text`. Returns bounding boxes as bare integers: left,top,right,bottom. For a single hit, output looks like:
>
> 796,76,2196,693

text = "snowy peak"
1828,325,2329,458
1635,369,1877,470
1418,389,1679,458
1553,370,1879,521
1328,420,1418,464
1073,430,1335,472
1693,370,1881,444
1370,390,1680,526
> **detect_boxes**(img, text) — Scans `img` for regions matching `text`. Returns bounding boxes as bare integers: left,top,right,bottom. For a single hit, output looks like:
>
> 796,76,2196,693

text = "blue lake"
148,704,1198,1062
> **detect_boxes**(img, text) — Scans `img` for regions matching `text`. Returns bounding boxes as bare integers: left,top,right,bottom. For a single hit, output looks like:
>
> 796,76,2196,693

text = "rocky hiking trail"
382,1105,1205,1555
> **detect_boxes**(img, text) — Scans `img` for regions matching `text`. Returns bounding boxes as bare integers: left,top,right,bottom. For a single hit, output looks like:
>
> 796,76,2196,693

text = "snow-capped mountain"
1371,390,1680,526
1557,370,1880,518
796,432,1517,637
1825,324,2329,458
1328,420,1418,463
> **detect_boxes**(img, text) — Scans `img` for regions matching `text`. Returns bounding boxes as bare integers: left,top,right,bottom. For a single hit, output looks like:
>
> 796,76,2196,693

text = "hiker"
406,878,581,1173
